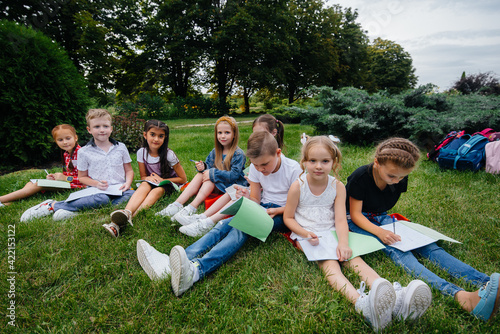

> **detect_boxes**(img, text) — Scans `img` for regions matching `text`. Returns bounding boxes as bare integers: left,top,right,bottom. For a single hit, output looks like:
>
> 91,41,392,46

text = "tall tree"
367,37,417,94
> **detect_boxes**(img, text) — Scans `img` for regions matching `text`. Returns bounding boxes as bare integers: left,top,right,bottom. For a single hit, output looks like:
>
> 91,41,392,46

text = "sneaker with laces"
20,199,55,222
53,209,78,221
155,203,182,218
172,206,197,224
102,223,120,237
393,280,432,321
179,218,215,237
355,278,396,331
175,213,202,226
170,245,195,297
137,239,171,280
111,209,133,227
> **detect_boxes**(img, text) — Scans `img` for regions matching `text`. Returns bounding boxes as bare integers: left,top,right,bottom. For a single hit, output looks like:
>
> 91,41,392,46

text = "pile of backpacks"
427,128,500,174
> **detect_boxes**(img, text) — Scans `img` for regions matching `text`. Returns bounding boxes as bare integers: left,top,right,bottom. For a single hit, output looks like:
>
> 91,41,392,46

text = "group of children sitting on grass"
1,109,498,331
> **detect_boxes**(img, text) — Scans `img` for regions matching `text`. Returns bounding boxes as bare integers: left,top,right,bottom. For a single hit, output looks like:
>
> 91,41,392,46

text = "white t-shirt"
136,147,179,167
248,155,302,207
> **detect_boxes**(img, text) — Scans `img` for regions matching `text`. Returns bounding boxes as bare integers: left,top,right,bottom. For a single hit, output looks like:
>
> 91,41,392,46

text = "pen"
190,159,199,163
297,236,323,241
392,216,396,233
44,169,49,175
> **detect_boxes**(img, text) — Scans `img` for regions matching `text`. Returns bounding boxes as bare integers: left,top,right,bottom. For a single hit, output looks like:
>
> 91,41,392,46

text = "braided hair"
374,138,420,170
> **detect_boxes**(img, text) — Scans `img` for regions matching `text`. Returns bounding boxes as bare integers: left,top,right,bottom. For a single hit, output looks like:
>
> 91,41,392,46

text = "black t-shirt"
346,164,408,214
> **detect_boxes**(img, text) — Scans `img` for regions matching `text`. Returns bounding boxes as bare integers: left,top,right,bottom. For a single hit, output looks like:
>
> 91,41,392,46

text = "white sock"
192,262,200,283
173,202,183,208
199,214,207,219
187,204,196,213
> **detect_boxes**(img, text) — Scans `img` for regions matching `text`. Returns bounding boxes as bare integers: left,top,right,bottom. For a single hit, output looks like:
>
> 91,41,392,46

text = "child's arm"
120,162,134,191
207,150,246,185
334,182,352,261
138,162,148,180
167,162,187,185
349,197,401,245
78,170,108,190
283,181,319,245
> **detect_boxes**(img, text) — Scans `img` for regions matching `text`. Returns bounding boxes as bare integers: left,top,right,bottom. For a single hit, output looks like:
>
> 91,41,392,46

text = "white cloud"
327,0,500,90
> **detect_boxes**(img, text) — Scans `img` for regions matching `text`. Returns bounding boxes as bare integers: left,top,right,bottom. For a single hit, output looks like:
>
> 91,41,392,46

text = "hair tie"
329,135,340,143
300,133,308,145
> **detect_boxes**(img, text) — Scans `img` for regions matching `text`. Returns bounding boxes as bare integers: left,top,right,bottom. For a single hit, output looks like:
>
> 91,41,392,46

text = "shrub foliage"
112,113,146,153
0,20,89,166
296,85,500,148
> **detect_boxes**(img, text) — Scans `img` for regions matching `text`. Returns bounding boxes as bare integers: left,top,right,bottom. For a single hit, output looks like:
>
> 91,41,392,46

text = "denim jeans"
347,213,489,296
53,189,135,212
186,202,289,279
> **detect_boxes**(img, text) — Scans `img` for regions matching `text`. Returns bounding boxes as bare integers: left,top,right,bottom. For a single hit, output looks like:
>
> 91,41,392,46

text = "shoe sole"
170,245,192,297
490,274,500,321
400,280,432,320
175,214,195,226
110,210,131,227
102,224,119,238
370,279,396,330
137,240,159,281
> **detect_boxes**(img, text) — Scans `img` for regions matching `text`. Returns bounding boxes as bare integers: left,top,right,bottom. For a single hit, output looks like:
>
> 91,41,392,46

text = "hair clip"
300,133,308,145
329,135,340,143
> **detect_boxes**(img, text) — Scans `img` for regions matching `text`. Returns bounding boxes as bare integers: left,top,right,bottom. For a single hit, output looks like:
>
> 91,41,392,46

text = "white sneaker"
393,280,432,321
137,239,171,281
170,245,195,297
155,203,182,218
20,199,55,222
175,213,203,226
172,206,196,224
355,278,396,331
53,209,78,221
179,218,215,237
0,201,4,207
111,209,133,227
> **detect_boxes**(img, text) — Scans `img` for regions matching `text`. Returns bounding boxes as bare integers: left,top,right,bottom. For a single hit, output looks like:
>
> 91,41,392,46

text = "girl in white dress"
283,136,431,331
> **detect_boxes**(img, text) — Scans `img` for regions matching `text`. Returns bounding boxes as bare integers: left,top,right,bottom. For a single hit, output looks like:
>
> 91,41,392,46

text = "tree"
452,71,500,95
367,37,417,94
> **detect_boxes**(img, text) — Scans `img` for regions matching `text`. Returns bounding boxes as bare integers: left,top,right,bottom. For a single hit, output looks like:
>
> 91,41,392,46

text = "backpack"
437,134,489,171
485,141,500,174
427,130,465,162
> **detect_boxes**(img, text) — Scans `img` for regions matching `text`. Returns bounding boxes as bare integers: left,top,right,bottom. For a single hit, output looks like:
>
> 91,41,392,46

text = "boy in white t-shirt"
137,131,302,296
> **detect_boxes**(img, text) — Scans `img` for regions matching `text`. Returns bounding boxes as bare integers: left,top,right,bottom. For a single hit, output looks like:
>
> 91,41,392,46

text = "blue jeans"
347,213,489,297
186,202,288,279
53,190,135,212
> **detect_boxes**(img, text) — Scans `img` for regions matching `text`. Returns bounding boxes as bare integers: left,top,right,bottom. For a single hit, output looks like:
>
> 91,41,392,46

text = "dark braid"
375,138,420,169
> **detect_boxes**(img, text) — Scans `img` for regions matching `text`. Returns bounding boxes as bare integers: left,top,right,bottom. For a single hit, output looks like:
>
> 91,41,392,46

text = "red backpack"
427,130,465,162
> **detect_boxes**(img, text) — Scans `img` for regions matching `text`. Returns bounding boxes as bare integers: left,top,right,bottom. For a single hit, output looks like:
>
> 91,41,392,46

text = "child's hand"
266,207,279,218
378,229,401,245
234,185,249,199
46,173,56,180
52,172,65,181
195,161,204,172
96,180,108,190
306,232,320,246
336,244,352,262
202,170,210,182
146,173,162,184
119,183,130,191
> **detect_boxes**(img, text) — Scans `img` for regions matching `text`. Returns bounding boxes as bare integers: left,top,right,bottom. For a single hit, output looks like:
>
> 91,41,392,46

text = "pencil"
297,236,323,241
392,216,396,233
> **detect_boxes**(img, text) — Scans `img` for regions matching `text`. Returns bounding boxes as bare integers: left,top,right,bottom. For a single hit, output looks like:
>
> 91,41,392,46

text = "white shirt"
248,155,302,207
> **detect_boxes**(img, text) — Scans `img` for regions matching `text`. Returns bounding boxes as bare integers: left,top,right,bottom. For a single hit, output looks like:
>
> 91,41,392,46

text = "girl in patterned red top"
0,124,84,207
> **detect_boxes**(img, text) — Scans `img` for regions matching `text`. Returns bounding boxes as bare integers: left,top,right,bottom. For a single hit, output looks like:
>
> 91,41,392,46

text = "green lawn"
1,119,499,333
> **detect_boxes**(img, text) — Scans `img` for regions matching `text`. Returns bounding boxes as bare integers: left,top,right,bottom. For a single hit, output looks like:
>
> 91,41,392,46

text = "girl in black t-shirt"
346,137,499,322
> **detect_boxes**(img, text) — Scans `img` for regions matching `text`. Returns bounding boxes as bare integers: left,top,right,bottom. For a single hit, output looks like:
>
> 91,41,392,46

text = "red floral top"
63,145,85,189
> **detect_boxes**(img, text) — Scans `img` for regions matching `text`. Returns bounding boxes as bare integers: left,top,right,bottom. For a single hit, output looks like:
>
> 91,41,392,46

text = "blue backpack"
437,134,489,171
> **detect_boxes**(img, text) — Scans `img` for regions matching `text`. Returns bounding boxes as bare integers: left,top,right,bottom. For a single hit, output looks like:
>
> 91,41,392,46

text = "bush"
0,20,89,166
112,113,146,152
295,86,500,148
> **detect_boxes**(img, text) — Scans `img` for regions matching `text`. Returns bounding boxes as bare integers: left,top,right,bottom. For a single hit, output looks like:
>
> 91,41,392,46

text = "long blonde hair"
300,136,342,180
213,116,240,170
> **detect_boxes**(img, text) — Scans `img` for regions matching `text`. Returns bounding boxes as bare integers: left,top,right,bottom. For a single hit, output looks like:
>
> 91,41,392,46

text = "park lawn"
1,119,499,333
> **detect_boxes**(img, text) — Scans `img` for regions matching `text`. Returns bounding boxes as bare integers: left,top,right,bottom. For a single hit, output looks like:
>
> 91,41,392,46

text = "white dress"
290,174,338,240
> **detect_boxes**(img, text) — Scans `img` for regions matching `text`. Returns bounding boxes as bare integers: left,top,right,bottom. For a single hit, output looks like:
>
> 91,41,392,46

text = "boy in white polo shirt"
21,109,134,222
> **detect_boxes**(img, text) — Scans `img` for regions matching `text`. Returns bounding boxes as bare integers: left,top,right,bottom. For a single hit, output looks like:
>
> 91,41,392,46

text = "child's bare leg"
135,187,166,216
0,181,44,204
203,193,231,216
318,259,360,304
455,290,482,312
207,199,233,223
188,181,215,208
342,257,381,288
125,182,152,215
175,173,203,205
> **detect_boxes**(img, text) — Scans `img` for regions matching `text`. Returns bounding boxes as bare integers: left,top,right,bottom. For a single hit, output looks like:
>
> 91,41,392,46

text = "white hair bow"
329,135,340,143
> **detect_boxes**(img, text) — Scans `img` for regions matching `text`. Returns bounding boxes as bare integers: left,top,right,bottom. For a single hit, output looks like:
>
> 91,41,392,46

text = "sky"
326,0,500,91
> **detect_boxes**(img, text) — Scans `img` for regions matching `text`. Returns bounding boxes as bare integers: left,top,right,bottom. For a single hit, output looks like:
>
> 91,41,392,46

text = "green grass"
1,118,499,333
